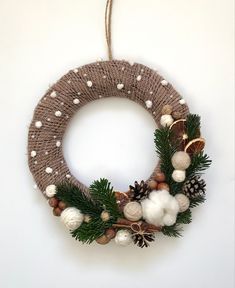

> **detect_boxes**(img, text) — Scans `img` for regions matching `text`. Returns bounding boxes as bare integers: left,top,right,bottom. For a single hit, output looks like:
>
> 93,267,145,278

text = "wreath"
28,60,211,248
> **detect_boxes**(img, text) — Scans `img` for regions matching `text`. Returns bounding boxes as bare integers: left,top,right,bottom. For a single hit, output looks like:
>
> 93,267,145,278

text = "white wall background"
0,0,234,287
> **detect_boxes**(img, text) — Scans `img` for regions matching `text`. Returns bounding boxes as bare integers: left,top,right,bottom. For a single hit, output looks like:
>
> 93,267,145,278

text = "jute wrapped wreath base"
28,60,211,248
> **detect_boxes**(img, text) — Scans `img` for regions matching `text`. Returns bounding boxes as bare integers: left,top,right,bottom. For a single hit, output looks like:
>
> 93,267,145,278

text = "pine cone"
132,233,155,248
129,180,150,202
183,176,206,198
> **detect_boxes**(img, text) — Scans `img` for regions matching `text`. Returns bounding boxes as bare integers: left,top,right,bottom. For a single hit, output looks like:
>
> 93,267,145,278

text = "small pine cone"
132,233,155,248
129,180,150,202
183,176,206,198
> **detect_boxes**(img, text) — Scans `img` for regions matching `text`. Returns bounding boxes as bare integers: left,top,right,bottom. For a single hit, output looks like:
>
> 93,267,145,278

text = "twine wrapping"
28,60,189,196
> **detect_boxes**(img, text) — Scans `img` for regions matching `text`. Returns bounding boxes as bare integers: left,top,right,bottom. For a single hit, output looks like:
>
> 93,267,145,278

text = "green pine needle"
186,114,201,140
187,152,212,178
177,209,192,224
161,224,183,237
189,195,206,208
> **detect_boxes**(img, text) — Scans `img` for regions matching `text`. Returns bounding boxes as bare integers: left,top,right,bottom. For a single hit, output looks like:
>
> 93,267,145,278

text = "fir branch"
90,178,121,220
189,195,206,208
177,209,192,224
56,182,102,217
71,217,110,244
187,152,212,178
161,224,182,237
185,114,201,140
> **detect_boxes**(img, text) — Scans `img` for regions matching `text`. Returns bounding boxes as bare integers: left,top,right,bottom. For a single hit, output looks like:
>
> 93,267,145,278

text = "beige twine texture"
28,60,189,196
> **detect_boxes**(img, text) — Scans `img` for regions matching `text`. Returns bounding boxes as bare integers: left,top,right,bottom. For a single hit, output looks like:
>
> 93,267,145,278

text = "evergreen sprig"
185,114,201,140
177,209,192,224
161,224,182,237
187,152,212,178
189,195,206,208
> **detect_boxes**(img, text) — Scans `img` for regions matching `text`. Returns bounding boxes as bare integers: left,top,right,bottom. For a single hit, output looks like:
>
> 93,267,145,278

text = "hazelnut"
53,207,62,217
148,180,158,190
48,197,59,208
155,172,166,182
58,201,67,210
105,228,116,239
157,182,170,191
172,111,182,120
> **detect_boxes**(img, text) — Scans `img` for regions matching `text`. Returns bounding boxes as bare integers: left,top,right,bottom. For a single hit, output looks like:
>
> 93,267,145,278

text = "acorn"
53,207,62,217
172,111,182,120
96,235,110,245
155,172,166,182
48,197,59,208
157,182,170,191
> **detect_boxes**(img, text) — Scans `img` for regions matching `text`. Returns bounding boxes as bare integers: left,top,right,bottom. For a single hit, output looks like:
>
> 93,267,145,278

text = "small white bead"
56,140,61,147
60,102,64,105
161,79,168,86
136,75,142,81
47,118,51,121
66,174,71,179
31,135,35,139
121,67,125,71
33,184,38,190
149,91,153,95
67,80,71,84
179,99,186,105
31,151,37,157
87,80,92,87
45,167,53,174
73,98,80,104
73,68,78,73
99,95,102,98
127,90,131,94
128,61,134,66
50,91,57,98
117,83,124,90
145,100,153,109
34,161,38,164
141,68,144,73
53,135,57,139
77,92,81,95
103,75,107,79
35,121,42,128
55,111,62,117
45,151,48,155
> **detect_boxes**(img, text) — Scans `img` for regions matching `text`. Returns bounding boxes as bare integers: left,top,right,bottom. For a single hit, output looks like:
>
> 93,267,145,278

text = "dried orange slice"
169,119,188,150
184,138,205,155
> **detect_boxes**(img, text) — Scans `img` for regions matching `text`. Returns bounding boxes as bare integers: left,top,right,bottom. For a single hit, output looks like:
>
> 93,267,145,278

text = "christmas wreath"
28,60,211,248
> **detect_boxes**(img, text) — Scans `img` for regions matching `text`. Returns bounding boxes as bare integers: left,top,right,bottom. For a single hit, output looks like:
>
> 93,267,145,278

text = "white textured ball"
61,207,84,231
179,98,186,105
161,79,168,86
175,194,190,212
160,114,174,127
136,75,142,81
141,190,179,226
115,229,132,246
87,80,93,87
172,170,186,182
35,121,42,128
50,90,57,98
31,150,37,157
123,201,142,221
171,151,191,170
45,167,53,174
45,184,57,197
117,83,124,90
145,100,153,109
73,98,80,104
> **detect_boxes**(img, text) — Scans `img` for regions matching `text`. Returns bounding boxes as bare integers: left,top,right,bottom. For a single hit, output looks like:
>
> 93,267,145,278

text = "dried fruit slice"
169,119,188,150
115,191,130,211
184,138,205,155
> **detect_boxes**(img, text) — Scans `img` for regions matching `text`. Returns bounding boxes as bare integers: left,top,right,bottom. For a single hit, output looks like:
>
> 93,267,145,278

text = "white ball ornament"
172,170,186,182
45,184,57,197
123,201,142,221
175,194,190,212
160,114,174,127
145,100,153,109
115,229,133,246
171,151,191,170
61,207,84,231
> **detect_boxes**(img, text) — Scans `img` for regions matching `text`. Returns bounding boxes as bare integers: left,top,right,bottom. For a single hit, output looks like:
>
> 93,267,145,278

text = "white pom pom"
50,90,57,98
117,83,124,90
136,75,142,81
55,111,62,117
175,194,190,212
161,79,168,86
171,151,191,170
172,170,186,182
160,114,174,127
35,121,42,128
115,229,132,246
45,184,57,197
45,167,53,174
123,201,142,221
87,80,93,87
61,207,84,231
141,190,179,227
73,98,80,104
179,99,186,105
31,150,37,157
145,100,153,109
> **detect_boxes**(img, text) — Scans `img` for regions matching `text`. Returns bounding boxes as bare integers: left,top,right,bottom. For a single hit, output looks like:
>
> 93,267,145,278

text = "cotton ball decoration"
115,229,133,246
45,184,57,197
172,170,186,182
175,194,190,212
160,114,174,127
171,151,191,170
61,207,84,231
141,190,179,226
123,201,142,221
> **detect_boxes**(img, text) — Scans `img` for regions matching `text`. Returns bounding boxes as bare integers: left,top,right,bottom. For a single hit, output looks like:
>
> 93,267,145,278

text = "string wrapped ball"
172,170,186,182
45,184,57,198
61,207,84,230
123,201,143,221
175,193,190,212
171,151,191,170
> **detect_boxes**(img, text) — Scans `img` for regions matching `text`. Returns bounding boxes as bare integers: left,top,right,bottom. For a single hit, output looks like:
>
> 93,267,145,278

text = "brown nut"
148,180,158,190
155,172,166,182
157,182,170,191
96,235,110,245
48,197,59,208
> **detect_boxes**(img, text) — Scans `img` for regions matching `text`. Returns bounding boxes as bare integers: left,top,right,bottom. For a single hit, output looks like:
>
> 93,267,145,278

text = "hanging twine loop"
105,0,113,60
